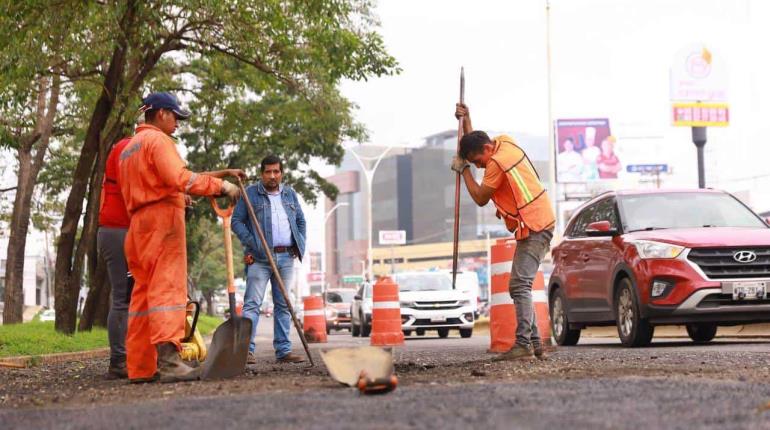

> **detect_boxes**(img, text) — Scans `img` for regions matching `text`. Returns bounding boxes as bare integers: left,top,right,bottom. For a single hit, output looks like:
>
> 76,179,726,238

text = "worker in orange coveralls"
119,92,245,383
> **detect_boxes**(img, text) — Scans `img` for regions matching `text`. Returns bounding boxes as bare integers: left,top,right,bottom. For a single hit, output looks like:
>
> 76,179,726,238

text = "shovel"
201,196,253,380
236,178,314,366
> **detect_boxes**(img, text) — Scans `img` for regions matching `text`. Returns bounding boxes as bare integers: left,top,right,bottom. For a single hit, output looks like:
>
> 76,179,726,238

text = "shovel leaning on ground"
201,197,253,380
236,178,314,366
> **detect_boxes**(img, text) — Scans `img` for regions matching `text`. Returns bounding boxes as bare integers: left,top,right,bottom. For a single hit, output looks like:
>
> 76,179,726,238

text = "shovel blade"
320,347,394,387
201,316,252,380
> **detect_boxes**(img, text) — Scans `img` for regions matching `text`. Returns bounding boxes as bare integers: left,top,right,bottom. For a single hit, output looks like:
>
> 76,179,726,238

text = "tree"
0,0,396,333
186,215,228,316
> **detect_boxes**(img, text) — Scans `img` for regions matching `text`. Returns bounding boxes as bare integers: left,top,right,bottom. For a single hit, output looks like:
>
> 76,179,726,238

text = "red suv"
549,189,770,347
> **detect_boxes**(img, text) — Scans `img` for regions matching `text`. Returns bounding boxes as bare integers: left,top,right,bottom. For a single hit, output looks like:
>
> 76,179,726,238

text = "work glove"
221,181,240,201
450,155,469,173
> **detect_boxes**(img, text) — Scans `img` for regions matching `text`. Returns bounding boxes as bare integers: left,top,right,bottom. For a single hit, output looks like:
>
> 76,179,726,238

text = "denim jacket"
232,181,306,265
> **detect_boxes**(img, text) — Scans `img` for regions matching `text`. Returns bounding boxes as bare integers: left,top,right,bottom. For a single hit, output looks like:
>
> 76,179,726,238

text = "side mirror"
585,220,619,237
354,294,362,300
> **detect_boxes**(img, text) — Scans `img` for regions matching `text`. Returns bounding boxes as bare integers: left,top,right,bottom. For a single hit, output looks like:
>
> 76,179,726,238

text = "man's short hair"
144,109,160,123
459,131,492,159
261,154,283,172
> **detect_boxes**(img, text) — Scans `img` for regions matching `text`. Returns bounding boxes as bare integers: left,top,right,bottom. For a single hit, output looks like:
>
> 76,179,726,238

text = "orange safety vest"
488,135,555,240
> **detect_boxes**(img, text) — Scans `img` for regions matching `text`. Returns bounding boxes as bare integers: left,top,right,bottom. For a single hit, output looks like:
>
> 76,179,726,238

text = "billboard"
555,118,619,182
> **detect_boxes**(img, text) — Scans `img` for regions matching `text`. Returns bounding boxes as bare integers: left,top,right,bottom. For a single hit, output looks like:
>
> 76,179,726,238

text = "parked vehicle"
350,281,373,337
325,289,356,333
38,309,55,322
549,189,770,347
395,271,475,338
441,270,480,318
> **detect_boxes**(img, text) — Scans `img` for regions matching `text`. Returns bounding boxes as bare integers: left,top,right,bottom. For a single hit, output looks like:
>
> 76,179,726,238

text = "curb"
0,348,109,369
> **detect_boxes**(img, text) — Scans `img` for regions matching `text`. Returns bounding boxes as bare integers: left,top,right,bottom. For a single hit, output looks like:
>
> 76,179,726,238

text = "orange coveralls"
119,124,223,380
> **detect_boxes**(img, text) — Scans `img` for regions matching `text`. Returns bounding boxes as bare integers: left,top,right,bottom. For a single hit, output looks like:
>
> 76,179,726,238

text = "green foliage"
187,214,229,299
196,314,224,336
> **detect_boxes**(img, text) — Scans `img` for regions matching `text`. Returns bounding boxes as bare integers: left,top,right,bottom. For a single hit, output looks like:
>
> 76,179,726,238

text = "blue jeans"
242,253,295,358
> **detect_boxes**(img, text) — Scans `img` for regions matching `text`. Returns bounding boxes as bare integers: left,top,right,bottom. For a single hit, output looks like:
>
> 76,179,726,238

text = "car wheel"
437,328,449,338
686,323,717,343
361,313,371,337
416,329,425,336
403,330,412,336
550,288,581,346
351,319,360,337
615,278,654,347
459,328,473,338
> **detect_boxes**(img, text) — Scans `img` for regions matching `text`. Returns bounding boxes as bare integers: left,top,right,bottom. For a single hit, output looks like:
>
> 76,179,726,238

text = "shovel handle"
210,197,236,296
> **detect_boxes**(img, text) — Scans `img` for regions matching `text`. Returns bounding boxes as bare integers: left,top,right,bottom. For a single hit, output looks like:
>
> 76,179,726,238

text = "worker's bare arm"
201,169,247,180
455,103,473,135
461,168,494,206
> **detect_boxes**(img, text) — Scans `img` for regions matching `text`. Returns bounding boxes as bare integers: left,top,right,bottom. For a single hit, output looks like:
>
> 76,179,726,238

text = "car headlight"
400,301,416,308
630,240,685,259
325,308,338,318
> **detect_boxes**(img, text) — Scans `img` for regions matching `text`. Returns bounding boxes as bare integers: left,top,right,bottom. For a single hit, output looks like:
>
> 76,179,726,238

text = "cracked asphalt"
1,324,769,429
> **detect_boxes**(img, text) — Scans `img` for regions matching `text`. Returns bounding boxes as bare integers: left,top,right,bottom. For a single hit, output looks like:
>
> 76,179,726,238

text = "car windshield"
394,273,452,292
619,192,766,232
326,291,355,303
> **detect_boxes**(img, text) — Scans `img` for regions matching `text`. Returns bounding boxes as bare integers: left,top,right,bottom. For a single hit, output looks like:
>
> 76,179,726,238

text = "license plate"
723,281,767,300
430,316,447,323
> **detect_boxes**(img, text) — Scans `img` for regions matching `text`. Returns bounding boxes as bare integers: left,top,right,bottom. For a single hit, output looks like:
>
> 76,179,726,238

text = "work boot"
247,351,257,365
276,352,305,364
157,342,200,383
533,344,549,361
129,373,159,384
493,344,535,362
105,361,128,380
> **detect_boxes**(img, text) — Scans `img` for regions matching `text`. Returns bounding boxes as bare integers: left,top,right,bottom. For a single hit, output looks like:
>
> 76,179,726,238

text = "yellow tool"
180,300,208,362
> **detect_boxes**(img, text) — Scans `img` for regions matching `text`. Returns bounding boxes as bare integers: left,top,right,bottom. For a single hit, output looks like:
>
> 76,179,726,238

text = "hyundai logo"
733,250,757,263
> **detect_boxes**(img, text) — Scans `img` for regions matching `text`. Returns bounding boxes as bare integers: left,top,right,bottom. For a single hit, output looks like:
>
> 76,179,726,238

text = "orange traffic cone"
488,238,517,353
303,295,327,343
370,277,404,346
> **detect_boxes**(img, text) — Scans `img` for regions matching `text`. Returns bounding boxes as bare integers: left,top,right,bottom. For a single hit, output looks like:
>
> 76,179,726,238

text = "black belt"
273,246,295,254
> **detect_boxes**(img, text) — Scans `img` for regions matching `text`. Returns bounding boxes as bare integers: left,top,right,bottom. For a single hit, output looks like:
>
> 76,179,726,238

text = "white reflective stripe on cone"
372,301,400,309
490,292,514,307
490,262,510,277
303,310,325,316
533,290,548,303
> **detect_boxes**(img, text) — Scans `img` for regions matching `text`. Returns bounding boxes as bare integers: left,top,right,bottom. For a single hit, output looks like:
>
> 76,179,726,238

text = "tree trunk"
204,291,214,317
2,76,60,324
78,251,110,331
54,33,130,334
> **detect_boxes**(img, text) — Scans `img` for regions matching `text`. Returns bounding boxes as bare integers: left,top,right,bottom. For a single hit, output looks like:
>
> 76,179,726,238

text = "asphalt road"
1,323,769,429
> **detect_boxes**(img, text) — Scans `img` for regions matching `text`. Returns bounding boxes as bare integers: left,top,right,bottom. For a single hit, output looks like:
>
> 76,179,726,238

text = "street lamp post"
347,146,394,280
322,201,349,297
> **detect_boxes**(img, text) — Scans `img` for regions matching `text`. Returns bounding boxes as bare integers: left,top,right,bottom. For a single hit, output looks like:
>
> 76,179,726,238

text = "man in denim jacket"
232,155,306,364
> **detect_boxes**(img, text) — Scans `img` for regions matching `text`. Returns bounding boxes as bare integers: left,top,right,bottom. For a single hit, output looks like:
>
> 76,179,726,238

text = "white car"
39,309,55,322
350,282,373,337
441,270,480,317
395,272,475,338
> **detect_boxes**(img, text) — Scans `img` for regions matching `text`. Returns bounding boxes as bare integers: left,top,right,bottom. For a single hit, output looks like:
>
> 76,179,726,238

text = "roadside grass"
0,315,223,358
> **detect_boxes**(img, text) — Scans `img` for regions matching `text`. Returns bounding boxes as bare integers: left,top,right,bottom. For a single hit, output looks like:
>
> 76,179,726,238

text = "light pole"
347,146,394,280
321,201,349,291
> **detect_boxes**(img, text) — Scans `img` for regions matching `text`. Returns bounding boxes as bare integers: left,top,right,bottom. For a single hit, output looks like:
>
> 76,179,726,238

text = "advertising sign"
670,45,728,102
626,164,669,174
555,118,619,182
378,230,406,245
671,102,729,127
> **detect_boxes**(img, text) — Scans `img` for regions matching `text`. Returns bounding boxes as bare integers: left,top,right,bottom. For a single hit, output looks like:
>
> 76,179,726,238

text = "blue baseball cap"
139,92,191,120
